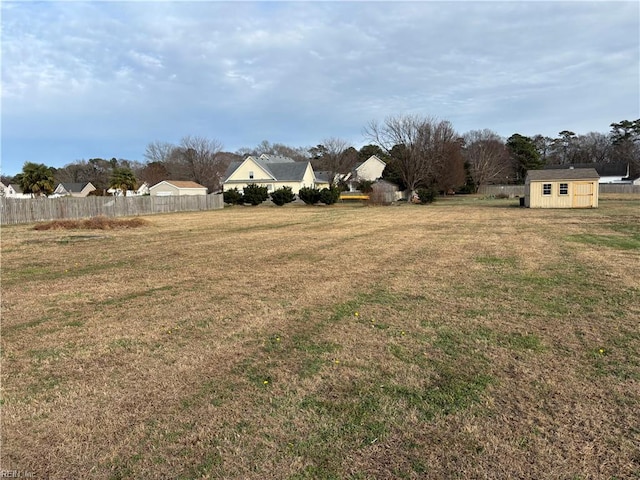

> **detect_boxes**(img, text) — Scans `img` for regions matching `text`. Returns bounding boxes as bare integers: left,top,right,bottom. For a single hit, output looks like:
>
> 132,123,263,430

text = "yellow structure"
524,168,599,208
222,154,321,194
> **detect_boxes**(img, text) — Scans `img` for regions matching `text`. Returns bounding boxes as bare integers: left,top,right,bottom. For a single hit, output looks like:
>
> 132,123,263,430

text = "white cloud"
1,1,638,174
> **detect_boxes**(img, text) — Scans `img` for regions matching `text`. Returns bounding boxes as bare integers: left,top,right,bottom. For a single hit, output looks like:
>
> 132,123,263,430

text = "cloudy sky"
1,1,638,175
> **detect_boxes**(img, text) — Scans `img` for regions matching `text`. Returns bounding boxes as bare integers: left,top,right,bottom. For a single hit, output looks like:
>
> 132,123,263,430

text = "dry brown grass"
1,197,639,479
33,216,149,231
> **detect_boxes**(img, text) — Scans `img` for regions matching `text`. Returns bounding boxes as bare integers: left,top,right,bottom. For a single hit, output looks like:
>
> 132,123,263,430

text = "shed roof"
526,168,600,181
154,180,206,189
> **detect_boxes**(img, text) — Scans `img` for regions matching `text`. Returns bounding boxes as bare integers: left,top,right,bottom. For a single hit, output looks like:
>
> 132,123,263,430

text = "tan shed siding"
528,180,598,208
177,188,208,196
150,183,179,196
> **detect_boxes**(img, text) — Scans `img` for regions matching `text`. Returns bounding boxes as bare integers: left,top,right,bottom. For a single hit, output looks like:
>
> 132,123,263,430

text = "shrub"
242,184,269,206
298,186,321,205
357,180,374,194
223,188,244,205
416,187,437,204
270,186,296,206
319,186,340,205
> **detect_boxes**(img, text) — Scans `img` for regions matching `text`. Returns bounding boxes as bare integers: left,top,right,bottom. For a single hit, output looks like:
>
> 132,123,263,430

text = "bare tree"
236,141,311,162
170,136,224,191
577,132,612,164
144,141,176,164
312,137,357,186
463,130,512,192
364,114,458,196
435,137,466,194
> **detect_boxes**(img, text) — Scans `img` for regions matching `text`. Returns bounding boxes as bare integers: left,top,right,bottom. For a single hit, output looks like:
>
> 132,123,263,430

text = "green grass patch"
475,255,518,267
567,234,640,250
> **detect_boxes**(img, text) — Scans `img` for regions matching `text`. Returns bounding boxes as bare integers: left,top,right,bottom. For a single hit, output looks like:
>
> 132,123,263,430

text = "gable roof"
544,162,628,177
265,162,309,181
224,156,311,183
57,182,94,193
9,183,23,193
355,155,386,170
153,180,206,189
526,168,599,181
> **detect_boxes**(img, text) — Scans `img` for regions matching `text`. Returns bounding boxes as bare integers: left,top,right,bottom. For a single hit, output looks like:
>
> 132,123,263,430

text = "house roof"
526,168,600,181
265,162,309,181
155,180,206,189
544,162,627,177
224,158,310,183
314,171,333,183
258,154,296,164
58,182,93,192
9,183,23,193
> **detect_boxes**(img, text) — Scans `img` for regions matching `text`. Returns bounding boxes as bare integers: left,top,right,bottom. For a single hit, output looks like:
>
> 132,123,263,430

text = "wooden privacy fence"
599,184,640,194
479,184,640,197
477,185,524,197
0,194,224,225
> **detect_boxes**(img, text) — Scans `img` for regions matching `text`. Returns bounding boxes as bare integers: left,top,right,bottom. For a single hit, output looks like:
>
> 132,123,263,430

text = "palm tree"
15,162,55,197
109,167,137,196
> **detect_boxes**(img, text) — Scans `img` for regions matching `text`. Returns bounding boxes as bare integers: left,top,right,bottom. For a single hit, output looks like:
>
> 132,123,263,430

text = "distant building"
52,182,97,198
149,180,207,196
544,162,629,184
525,168,599,208
0,183,31,198
223,154,319,194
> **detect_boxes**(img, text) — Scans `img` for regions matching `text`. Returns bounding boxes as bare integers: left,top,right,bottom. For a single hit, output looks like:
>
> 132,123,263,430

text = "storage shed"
149,180,207,196
524,168,599,208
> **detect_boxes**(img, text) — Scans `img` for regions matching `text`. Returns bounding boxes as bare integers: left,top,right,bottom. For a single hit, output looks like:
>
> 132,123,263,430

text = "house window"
543,183,552,195
559,183,568,195
249,171,254,180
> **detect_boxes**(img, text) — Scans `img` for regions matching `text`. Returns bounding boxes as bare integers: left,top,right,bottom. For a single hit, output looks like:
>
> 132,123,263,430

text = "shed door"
573,182,594,208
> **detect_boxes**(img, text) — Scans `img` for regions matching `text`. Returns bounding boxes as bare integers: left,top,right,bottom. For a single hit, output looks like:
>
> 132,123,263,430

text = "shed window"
249,171,254,180
559,183,568,195
543,183,552,195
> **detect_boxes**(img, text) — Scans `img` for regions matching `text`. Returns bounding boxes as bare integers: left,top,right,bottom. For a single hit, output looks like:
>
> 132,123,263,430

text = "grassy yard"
1,195,639,479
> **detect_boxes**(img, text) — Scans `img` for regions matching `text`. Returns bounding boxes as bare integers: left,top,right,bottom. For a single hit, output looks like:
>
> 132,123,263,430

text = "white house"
1,183,34,198
222,154,320,194
107,182,150,196
149,180,207,196
341,155,387,191
52,182,97,198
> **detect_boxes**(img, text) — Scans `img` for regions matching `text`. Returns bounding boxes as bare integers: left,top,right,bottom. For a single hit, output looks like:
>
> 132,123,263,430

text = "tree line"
4,117,638,197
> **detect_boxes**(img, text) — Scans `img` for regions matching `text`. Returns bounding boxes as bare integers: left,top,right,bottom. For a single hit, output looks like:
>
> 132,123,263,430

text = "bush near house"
223,188,244,205
242,184,269,206
270,186,296,206
320,186,341,205
298,187,322,205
